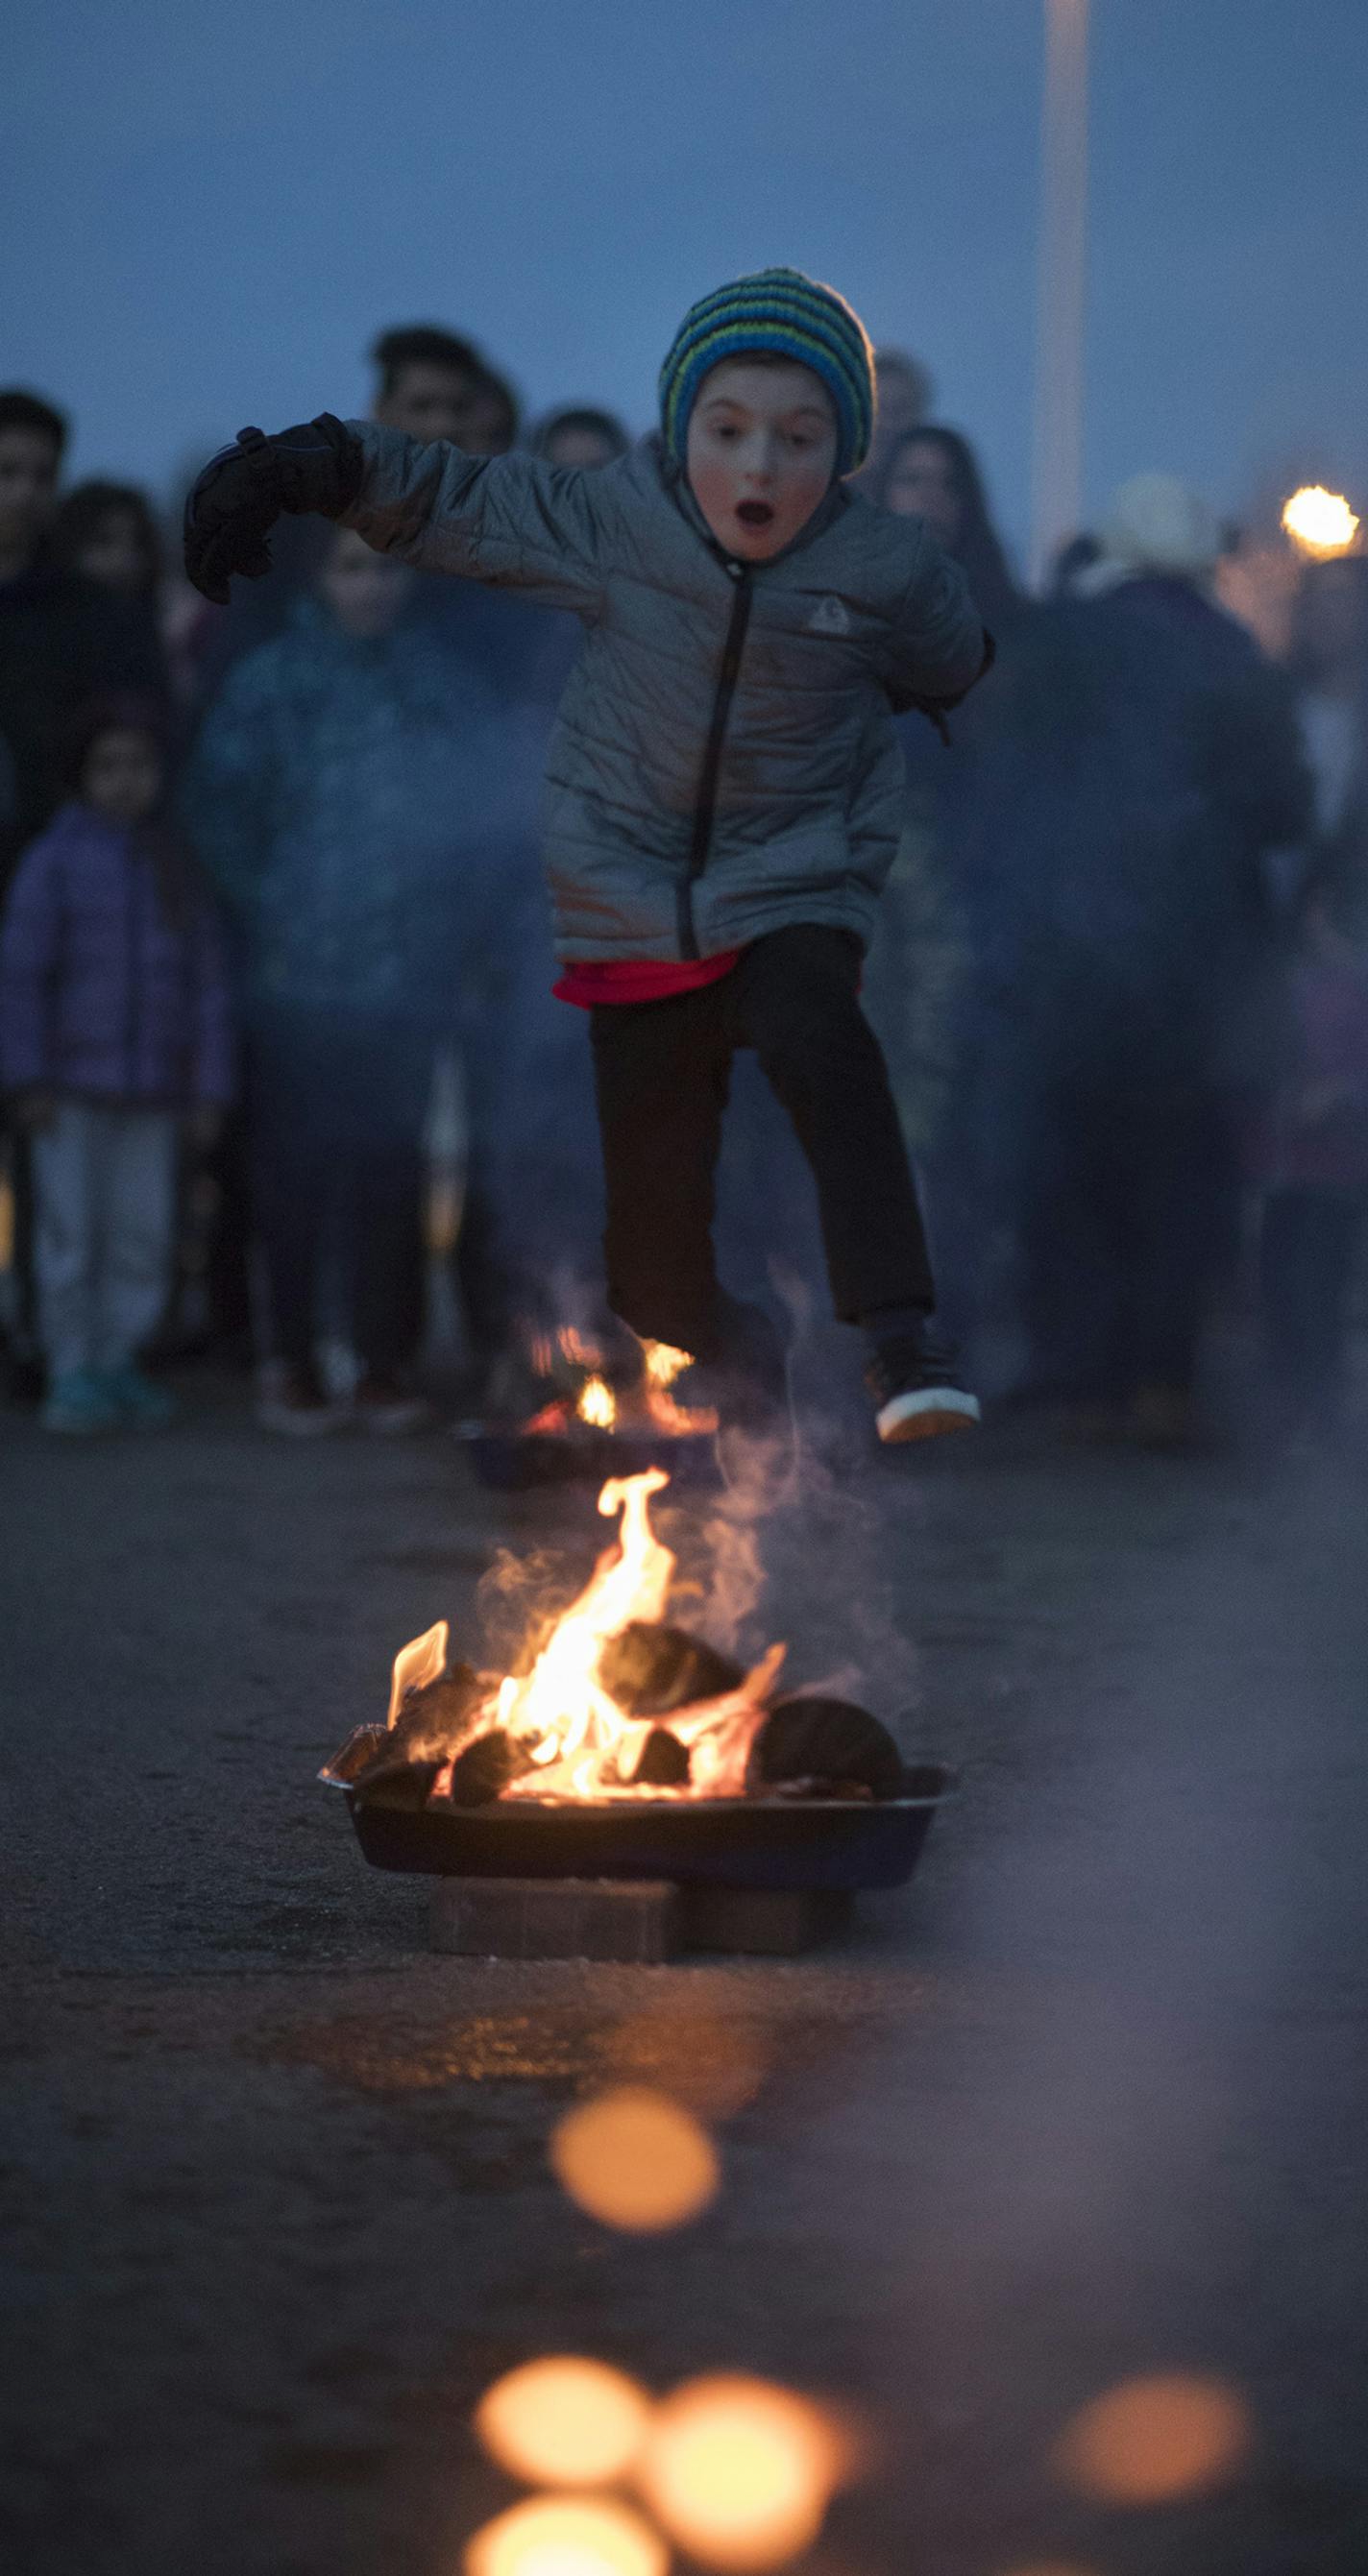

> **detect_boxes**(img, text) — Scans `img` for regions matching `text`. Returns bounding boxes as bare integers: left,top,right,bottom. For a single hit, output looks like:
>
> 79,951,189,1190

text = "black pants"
589,926,934,1356
1258,1186,1364,1418
1019,1070,1234,1401
249,1009,430,1377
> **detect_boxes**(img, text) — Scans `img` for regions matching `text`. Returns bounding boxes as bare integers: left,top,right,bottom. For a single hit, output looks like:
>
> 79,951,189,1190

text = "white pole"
1030,0,1091,589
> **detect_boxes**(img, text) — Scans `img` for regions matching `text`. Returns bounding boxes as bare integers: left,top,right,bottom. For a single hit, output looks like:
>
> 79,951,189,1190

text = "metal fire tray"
454,1424,720,1492
323,1738,955,1893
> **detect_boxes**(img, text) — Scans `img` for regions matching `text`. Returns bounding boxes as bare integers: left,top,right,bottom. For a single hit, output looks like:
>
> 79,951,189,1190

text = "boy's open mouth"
736,501,775,528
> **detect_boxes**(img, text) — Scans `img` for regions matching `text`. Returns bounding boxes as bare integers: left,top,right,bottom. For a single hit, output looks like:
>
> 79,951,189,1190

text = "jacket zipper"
677,561,753,960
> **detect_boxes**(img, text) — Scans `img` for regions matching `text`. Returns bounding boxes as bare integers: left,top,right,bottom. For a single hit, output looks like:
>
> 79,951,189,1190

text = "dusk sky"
7,0,1368,562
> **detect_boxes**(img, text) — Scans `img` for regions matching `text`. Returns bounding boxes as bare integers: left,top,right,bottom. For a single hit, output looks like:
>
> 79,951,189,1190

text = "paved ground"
3,1381,1367,2576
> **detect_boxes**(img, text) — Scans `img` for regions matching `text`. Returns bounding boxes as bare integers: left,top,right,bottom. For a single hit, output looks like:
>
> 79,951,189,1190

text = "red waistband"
553,950,744,1009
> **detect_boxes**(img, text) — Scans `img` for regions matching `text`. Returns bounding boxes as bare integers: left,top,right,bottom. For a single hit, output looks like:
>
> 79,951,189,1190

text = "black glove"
183,414,363,604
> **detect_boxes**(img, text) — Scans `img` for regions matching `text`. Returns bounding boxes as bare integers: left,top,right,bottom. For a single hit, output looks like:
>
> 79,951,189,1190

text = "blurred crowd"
1,317,1365,1450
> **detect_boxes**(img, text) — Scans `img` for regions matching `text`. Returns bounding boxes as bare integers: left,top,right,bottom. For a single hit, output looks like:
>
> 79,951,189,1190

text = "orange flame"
577,1376,618,1429
387,1470,781,1801
642,1339,691,1389
387,1617,448,1724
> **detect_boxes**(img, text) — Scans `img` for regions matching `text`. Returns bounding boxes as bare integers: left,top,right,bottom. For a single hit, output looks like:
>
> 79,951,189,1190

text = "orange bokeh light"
475,2357,651,2491
1052,2371,1251,2505
638,2372,843,2569
464,2495,667,2576
550,2087,720,2233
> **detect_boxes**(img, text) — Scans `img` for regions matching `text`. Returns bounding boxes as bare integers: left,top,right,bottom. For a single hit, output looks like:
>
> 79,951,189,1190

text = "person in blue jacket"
183,523,538,1433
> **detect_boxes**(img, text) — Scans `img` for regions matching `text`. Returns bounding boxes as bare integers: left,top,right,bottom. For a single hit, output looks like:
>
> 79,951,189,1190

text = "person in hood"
183,268,991,1446
998,474,1310,1444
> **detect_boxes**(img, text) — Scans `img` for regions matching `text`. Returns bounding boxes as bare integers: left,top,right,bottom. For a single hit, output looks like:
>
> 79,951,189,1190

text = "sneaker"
256,1364,347,1437
99,1363,178,1429
39,1368,122,1437
867,1330,981,1444
352,1373,432,1435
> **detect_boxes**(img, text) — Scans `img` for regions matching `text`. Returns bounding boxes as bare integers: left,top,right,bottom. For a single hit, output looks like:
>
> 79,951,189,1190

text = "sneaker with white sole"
867,1332,981,1444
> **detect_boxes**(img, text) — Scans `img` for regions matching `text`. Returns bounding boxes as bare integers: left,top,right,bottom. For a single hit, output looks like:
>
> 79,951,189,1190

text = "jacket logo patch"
807,595,851,636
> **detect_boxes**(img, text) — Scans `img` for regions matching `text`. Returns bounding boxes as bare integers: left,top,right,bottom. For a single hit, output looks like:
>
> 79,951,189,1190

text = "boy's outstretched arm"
184,416,612,615
880,524,994,724
183,419,361,604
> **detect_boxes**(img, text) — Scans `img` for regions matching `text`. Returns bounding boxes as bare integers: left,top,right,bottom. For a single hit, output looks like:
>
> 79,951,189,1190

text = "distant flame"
387,1470,781,1802
520,1332,717,1441
577,1375,618,1429
1282,485,1359,556
642,1340,692,1389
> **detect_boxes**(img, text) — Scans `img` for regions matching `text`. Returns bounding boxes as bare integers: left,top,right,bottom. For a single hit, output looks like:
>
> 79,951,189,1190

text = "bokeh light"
475,2357,652,2490
550,2087,720,2232
638,2372,843,2569
464,2494,667,2576
598,2010,768,2118
1052,2372,1251,2505
1282,485,1360,555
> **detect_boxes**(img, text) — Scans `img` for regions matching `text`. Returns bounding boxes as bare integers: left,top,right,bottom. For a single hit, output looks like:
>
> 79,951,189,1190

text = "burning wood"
325,1470,903,1812
520,1333,719,1443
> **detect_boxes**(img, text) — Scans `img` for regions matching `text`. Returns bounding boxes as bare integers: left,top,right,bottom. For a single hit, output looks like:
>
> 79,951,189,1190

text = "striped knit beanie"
659,267,875,480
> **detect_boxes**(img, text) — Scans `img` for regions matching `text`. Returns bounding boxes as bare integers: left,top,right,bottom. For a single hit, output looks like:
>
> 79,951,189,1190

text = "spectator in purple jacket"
0,694,232,1433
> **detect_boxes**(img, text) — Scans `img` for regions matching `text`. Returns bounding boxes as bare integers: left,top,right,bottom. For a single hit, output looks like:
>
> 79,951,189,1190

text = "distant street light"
1030,0,1091,589
1282,485,1360,557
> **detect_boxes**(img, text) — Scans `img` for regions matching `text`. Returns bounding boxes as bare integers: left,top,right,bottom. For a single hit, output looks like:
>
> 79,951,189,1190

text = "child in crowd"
183,269,991,1441
1252,862,1368,1436
54,480,163,601
183,524,535,1434
0,696,232,1432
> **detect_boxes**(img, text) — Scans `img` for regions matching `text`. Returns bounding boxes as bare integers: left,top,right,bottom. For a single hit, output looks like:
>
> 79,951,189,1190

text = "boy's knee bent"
749,976,878,1097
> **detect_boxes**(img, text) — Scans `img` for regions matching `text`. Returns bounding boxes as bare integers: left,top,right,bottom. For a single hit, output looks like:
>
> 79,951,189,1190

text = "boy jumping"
184,269,991,1441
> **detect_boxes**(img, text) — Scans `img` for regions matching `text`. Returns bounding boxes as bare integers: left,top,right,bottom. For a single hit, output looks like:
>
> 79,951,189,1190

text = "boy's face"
318,527,412,639
685,359,839,562
0,427,61,567
81,728,162,826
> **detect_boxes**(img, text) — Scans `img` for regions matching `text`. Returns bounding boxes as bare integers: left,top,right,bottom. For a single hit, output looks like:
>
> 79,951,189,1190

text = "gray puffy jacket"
341,423,988,963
